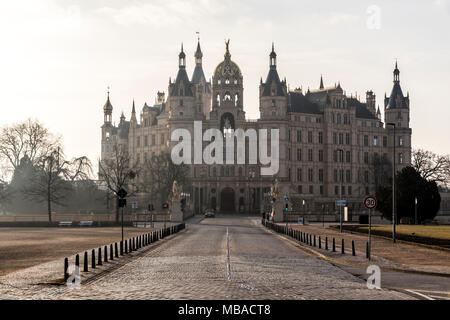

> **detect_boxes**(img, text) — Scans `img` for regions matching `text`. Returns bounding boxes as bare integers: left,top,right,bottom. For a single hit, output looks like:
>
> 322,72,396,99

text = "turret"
103,89,113,124
259,43,288,119
385,61,410,128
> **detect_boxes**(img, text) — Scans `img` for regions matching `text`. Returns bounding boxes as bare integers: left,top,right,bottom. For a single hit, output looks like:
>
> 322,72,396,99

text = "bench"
79,220,93,227
58,221,73,227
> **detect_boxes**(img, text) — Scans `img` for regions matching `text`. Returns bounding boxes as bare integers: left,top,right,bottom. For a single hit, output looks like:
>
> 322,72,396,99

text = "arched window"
225,78,230,85
234,79,238,85
216,94,221,106
235,93,239,107
213,167,217,177
224,92,231,101
218,79,221,85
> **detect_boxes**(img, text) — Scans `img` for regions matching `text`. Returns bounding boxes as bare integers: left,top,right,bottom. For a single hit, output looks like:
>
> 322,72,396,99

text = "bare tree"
23,148,92,222
98,143,138,222
140,152,190,208
0,119,61,172
412,149,450,186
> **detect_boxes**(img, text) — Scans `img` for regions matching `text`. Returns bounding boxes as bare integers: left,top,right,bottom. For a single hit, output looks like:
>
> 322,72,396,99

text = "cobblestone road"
2,216,412,300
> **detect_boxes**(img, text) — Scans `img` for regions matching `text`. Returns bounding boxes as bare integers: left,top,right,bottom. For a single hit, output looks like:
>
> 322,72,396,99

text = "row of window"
136,134,165,148
297,185,370,196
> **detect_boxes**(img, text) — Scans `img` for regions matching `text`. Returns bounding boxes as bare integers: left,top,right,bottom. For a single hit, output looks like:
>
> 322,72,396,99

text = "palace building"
101,40,412,217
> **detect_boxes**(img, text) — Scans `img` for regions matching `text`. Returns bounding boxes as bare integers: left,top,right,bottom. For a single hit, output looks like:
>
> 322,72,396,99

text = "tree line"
0,119,190,223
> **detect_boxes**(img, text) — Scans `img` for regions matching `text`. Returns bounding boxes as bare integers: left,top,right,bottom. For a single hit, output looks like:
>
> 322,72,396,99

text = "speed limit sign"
364,196,377,210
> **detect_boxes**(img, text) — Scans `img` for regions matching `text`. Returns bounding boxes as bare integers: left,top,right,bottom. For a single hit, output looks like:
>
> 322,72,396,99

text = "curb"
261,222,450,278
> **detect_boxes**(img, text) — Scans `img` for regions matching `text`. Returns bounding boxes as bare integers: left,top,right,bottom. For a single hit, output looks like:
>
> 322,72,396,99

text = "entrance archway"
220,188,235,213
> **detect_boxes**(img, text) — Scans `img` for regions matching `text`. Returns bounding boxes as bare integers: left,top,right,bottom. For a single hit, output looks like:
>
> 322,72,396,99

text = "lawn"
358,225,450,241
0,226,156,276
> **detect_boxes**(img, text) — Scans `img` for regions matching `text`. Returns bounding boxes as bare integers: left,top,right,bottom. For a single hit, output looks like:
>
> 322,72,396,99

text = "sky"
0,0,449,170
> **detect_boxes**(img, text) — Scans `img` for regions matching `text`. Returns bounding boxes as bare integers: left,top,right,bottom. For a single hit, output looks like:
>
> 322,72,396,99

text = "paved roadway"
52,216,410,300
50,215,413,300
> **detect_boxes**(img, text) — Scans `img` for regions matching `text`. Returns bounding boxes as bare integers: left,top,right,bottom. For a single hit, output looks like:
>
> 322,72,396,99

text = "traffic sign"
284,196,290,202
364,196,377,210
336,200,346,207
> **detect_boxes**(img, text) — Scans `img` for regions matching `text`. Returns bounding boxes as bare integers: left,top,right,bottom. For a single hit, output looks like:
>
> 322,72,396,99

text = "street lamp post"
387,123,396,243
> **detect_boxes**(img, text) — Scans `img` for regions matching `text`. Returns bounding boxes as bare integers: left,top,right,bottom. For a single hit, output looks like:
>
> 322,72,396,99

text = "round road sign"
364,196,377,209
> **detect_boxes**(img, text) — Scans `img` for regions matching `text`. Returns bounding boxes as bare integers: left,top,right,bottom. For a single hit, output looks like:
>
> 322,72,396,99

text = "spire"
195,37,203,66
393,60,400,83
320,75,324,89
103,87,113,113
179,42,186,68
131,100,137,124
270,42,277,69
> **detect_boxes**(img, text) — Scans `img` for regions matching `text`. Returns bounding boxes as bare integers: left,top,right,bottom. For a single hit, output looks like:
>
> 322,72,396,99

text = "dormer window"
272,99,276,107
271,89,275,96
234,79,238,85
180,99,183,106
180,88,184,96
218,80,221,85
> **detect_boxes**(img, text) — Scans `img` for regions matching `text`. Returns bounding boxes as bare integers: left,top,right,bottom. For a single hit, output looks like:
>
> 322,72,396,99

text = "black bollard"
133,237,135,251
352,240,356,256
341,239,345,254
91,249,96,269
125,240,128,254
309,234,312,246
129,239,132,252
110,244,114,260
313,235,316,247
98,248,102,266
84,251,88,272
75,254,80,269
332,238,336,252
104,245,108,262
115,242,119,258
325,237,328,250
120,241,123,255
319,236,322,249
64,257,69,281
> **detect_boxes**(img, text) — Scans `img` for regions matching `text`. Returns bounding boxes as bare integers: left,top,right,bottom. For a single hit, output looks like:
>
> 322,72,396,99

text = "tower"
384,61,412,168
211,39,245,124
167,43,196,120
101,89,114,159
191,38,212,119
384,61,410,128
259,43,288,119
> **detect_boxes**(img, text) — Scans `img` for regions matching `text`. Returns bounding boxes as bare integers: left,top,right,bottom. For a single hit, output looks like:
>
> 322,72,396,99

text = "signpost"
364,196,377,260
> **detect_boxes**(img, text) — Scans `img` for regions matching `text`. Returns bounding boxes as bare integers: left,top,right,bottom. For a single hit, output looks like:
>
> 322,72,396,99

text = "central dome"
213,40,242,80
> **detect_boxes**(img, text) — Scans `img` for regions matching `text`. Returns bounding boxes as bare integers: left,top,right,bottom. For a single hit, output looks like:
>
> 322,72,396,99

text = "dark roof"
387,82,407,108
288,91,322,114
192,65,206,84
306,86,342,105
347,97,378,119
170,68,193,96
261,68,285,96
